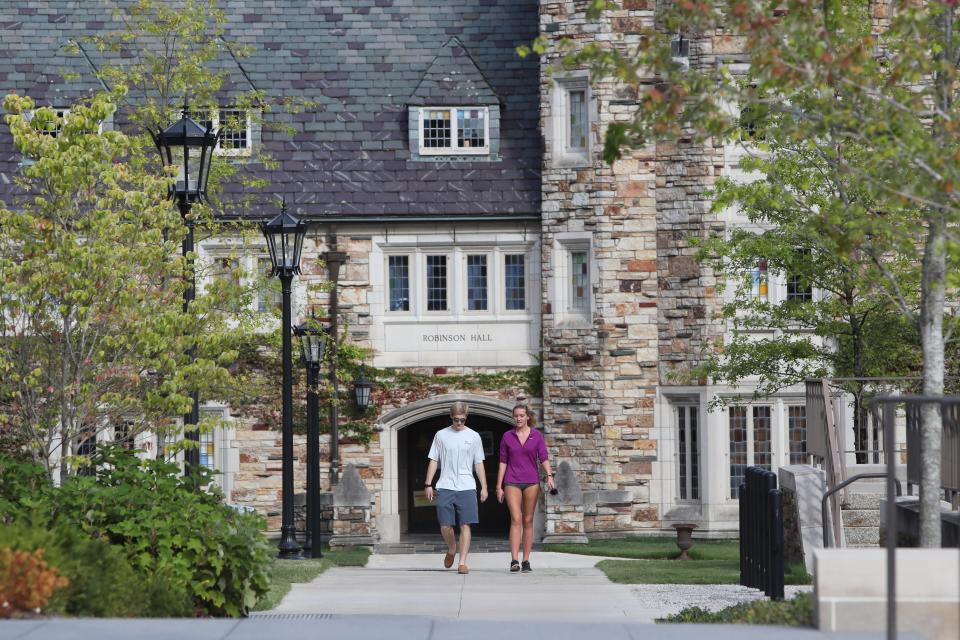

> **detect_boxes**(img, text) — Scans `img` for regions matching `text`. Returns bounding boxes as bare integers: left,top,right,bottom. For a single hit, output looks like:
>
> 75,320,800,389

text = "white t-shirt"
427,426,485,491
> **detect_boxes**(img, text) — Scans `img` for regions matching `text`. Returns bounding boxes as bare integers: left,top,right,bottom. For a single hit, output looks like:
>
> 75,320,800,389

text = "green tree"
562,0,959,545
0,91,228,480
694,114,921,460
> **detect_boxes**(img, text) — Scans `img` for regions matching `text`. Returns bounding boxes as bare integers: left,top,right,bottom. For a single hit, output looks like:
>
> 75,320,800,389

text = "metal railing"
821,472,901,548
868,395,960,640
739,466,785,600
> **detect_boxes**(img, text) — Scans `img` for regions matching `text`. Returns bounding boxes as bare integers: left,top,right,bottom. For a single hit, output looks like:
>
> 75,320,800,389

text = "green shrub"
0,448,272,617
661,591,814,626
0,520,192,617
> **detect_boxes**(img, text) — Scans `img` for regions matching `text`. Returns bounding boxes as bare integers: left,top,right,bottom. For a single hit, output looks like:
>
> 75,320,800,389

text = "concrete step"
844,525,880,546
841,508,880,528
841,492,883,510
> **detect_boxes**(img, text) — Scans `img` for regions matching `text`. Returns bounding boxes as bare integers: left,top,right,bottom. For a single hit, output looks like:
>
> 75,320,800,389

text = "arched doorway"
376,395,516,542
401,413,511,535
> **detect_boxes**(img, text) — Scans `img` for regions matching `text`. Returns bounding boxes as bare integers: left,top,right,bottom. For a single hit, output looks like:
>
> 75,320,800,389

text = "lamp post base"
277,527,303,560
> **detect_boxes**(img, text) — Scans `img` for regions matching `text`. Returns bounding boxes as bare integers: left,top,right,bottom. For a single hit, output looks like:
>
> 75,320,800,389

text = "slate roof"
0,0,541,220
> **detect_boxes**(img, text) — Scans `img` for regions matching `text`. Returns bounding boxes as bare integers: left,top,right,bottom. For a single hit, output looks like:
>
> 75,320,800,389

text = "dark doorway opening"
400,413,511,536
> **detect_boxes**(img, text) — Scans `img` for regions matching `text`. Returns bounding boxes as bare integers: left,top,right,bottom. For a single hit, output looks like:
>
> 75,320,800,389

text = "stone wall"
229,230,538,533
539,1,727,535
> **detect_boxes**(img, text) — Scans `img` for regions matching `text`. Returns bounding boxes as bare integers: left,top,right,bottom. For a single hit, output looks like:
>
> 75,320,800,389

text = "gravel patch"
630,584,813,617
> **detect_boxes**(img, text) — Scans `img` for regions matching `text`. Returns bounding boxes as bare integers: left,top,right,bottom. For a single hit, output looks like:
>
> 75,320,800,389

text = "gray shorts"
436,488,479,527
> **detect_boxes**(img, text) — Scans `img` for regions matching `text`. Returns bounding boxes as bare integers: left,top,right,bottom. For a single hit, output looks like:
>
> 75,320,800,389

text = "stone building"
1,1,818,543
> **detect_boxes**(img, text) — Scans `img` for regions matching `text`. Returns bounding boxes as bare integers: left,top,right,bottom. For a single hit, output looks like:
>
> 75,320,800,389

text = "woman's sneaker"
521,560,532,573
510,560,520,573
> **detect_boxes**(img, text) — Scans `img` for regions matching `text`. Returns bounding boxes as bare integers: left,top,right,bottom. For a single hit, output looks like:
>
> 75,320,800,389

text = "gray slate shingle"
0,0,541,220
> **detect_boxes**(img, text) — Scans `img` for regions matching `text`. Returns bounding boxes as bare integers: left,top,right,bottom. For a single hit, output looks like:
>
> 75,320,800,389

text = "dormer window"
418,107,489,155
24,108,105,138
186,108,253,156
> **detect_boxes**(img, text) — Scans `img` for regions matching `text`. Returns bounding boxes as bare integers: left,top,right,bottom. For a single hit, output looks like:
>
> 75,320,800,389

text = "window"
210,257,243,312
114,421,135,451
466,255,488,311
567,90,588,153
729,406,748,498
388,255,411,312
199,408,223,470
382,247,533,317
199,430,215,468
76,425,97,476
34,108,68,137
504,254,526,311
426,255,448,311
729,404,773,498
786,252,813,302
751,259,769,300
554,239,591,325
218,109,250,154
551,75,591,166
570,250,589,313
788,406,808,464
670,36,690,71
677,405,700,501
23,108,104,141
186,108,253,156
257,257,281,313
418,107,489,155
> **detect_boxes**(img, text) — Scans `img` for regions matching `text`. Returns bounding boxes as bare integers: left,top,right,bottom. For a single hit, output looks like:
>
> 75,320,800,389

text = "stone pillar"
542,461,588,544
329,463,377,548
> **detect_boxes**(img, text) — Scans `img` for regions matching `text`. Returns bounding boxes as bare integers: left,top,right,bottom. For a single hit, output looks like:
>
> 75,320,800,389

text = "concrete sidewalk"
271,551,811,623
3,552,895,640
1,617,900,640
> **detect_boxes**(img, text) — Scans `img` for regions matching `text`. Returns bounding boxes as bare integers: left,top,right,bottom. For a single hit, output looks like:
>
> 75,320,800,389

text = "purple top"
499,428,549,484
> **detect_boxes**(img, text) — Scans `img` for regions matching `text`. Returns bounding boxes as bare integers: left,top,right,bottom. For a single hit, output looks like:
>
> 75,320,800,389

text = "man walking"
424,401,488,574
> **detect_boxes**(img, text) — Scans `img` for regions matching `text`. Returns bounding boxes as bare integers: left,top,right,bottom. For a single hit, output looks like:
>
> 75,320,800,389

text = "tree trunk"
918,215,946,548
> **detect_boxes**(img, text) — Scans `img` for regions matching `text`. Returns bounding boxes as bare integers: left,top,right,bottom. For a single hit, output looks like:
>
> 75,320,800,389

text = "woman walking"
496,403,554,573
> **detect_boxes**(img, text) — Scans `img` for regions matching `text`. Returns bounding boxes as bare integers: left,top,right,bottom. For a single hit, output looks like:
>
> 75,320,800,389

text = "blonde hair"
449,401,469,417
512,403,536,427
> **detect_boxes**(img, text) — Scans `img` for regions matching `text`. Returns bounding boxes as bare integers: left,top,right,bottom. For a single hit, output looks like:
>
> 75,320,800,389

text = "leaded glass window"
788,406,808,464
729,407,748,498
570,250,589,313
426,255,447,311
567,90,588,151
457,109,486,149
422,109,452,149
504,254,526,311
388,255,410,312
466,255,488,311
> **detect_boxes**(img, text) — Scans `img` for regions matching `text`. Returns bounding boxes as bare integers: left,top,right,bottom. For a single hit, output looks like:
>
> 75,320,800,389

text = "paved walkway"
271,551,811,623
1,551,905,639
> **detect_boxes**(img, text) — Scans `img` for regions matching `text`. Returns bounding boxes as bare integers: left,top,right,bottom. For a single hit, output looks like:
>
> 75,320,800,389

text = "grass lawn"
546,537,811,586
252,546,370,612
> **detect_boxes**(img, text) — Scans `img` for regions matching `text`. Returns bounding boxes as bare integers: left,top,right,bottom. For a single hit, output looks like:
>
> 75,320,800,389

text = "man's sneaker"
521,560,532,573
510,560,520,572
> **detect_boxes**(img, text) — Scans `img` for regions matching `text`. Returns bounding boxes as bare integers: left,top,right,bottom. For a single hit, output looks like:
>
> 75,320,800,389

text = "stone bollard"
329,464,377,548
542,461,588,544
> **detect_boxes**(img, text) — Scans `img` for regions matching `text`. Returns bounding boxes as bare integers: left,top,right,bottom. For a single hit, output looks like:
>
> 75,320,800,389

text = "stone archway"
375,394,516,542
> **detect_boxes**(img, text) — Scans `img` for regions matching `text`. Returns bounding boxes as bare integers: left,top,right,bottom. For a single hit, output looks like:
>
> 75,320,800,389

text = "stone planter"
672,523,698,560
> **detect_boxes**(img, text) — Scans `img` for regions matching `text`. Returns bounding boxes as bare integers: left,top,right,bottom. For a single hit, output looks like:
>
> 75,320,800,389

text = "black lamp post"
354,366,373,413
295,318,327,559
151,102,220,478
261,200,306,559
323,238,348,485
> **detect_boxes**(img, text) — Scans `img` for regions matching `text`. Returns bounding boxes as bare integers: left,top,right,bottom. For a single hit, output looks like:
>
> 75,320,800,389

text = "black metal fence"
739,466,785,600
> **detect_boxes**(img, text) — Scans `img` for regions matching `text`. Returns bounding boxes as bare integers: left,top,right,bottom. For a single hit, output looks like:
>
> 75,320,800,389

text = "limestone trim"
376,393,516,431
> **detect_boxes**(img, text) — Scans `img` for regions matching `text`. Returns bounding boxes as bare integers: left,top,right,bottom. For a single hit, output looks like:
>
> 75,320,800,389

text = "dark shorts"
505,482,537,490
436,488,479,527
